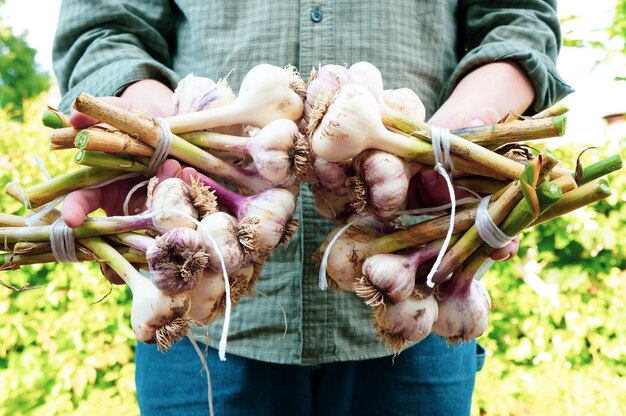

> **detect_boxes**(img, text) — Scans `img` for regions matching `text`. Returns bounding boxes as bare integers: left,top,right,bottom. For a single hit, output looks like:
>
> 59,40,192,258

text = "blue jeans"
135,335,485,416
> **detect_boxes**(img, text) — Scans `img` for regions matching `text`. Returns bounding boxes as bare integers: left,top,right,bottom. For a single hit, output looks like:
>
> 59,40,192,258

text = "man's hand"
61,80,176,282
424,108,519,262
420,61,535,262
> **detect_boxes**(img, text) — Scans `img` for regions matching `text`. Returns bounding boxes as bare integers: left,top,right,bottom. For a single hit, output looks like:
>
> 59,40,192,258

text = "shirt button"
310,9,323,23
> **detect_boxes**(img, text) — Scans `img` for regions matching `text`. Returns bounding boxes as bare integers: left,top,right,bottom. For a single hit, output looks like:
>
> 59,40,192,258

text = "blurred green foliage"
472,138,626,414
0,21,50,120
0,99,139,415
563,0,626,82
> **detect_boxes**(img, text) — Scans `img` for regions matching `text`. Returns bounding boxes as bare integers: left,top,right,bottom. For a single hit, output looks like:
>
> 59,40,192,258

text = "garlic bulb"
374,295,438,352
200,211,245,273
149,178,198,234
382,88,426,122
146,227,209,294
350,150,409,220
187,269,226,325
433,276,492,343
167,64,305,133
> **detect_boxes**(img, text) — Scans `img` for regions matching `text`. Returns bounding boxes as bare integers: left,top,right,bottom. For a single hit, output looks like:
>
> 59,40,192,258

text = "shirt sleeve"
52,0,181,113
449,0,574,112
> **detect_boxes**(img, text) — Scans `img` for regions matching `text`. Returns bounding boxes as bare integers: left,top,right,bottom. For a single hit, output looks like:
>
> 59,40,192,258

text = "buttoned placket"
297,0,338,364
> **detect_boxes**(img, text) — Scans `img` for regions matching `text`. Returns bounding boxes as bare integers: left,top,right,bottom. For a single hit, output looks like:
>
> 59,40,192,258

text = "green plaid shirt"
54,0,572,364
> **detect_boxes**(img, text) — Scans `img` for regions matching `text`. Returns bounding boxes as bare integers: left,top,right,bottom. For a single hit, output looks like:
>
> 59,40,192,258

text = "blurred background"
0,1,624,415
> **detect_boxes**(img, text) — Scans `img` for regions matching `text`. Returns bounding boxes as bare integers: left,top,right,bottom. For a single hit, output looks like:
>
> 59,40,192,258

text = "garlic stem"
75,150,149,173
75,128,154,157
381,106,524,179
0,216,154,243
49,127,80,150
42,107,71,129
432,151,558,283
5,167,124,208
72,94,271,194
451,115,566,149
532,179,611,226
0,246,146,271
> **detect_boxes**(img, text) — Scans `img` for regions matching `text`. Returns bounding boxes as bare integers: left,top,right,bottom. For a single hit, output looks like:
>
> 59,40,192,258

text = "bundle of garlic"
1,60,622,358
308,63,622,352
1,64,309,354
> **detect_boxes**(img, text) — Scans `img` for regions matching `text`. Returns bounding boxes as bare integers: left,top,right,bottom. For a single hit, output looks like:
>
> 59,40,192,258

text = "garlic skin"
237,64,304,126
433,278,492,343
321,226,376,292
348,61,384,103
382,88,426,122
200,211,245,273
374,295,438,351
305,62,384,122
229,263,259,304
173,74,243,136
305,64,353,121
320,213,406,291
181,118,309,188
173,74,235,115
149,178,198,234
128,272,191,348
313,157,353,196
167,64,305,133
187,269,226,325
360,252,416,305
312,184,355,223
351,150,408,220
357,239,443,306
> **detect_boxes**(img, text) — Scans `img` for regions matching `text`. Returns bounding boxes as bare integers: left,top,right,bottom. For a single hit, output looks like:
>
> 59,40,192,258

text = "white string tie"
146,118,173,177
49,218,79,262
475,195,513,248
319,219,359,290
123,180,151,216
431,126,456,173
423,126,457,288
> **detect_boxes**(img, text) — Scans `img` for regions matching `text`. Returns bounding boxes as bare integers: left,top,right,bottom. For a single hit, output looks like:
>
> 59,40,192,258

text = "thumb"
155,159,183,182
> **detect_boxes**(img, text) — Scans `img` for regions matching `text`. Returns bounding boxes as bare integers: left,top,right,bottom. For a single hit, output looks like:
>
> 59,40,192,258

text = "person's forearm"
429,61,535,127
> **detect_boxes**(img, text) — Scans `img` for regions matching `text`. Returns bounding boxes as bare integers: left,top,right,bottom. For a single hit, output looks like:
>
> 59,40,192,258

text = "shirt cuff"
445,42,574,113
58,60,180,113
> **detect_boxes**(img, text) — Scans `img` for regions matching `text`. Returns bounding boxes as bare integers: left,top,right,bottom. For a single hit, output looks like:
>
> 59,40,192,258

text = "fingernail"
492,251,511,262
469,118,485,127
